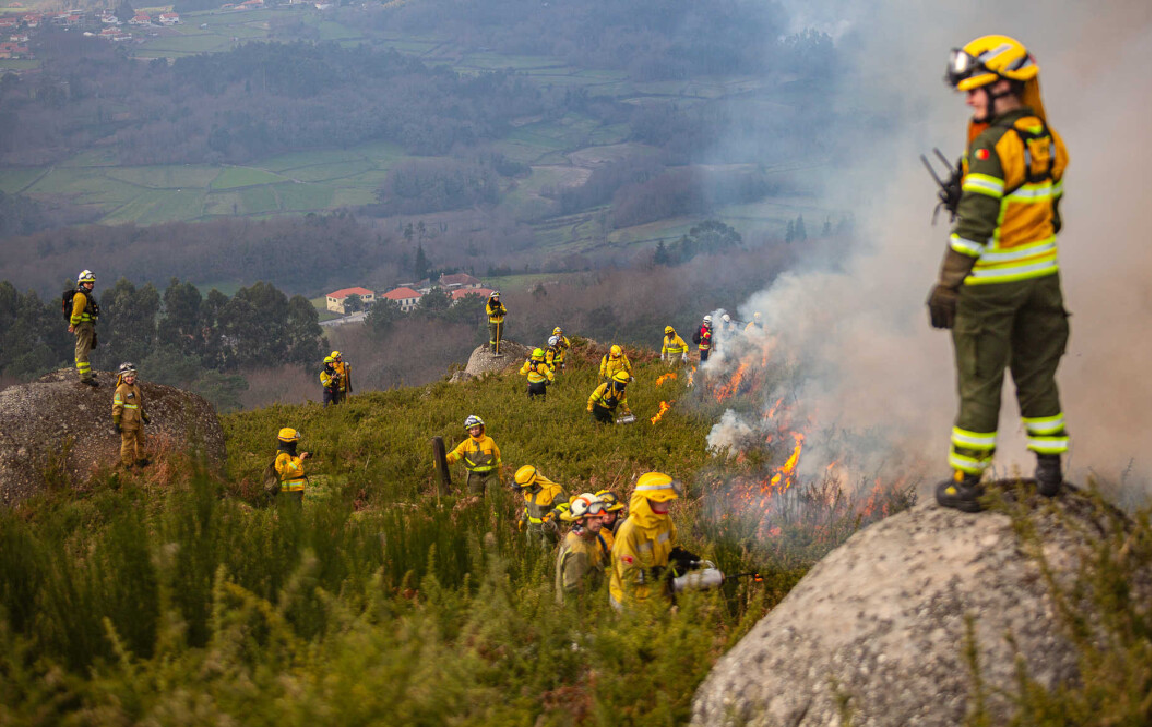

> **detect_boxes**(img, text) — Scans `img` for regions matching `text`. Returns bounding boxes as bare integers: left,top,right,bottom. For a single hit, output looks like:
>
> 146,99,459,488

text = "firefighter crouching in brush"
274,428,311,504
929,35,1070,512
588,371,632,424
609,473,697,610
556,493,609,604
514,465,567,547
112,362,150,468
661,326,689,367
68,269,100,387
598,345,632,381
445,414,503,495
520,348,554,399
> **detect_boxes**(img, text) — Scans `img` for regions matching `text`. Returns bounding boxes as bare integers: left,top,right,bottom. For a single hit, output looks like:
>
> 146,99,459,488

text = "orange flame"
651,400,672,424
714,362,750,402
768,432,805,492
655,373,678,386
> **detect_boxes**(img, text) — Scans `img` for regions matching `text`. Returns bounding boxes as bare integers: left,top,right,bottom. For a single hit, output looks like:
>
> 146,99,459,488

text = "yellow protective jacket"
112,382,145,430
520,358,554,384
950,107,1068,285
662,333,688,356
588,381,629,414
599,353,632,380
70,290,98,327
556,529,606,603
609,489,677,608
521,476,565,528
598,527,615,560
332,361,350,392
275,450,307,491
486,300,507,323
745,321,763,333
320,366,338,389
446,434,502,473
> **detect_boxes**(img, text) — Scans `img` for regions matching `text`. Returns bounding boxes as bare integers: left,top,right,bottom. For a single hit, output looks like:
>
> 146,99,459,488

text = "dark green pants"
949,273,1070,474
591,406,615,424
466,470,500,495
488,321,503,351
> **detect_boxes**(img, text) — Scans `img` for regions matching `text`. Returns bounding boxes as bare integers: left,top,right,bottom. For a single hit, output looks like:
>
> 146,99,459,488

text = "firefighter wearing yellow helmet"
320,355,340,406
519,348,555,399
555,493,609,604
598,344,632,381
329,351,352,402
609,473,682,609
274,428,311,504
929,35,1070,512
68,270,100,386
588,371,632,424
547,327,571,370
514,464,567,547
661,326,689,365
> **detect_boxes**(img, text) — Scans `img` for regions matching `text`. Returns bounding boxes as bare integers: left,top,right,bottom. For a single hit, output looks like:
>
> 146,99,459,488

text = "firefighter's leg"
323,388,334,407
120,429,135,467
949,284,1016,477
75,326,94,382
488,321,499,350
1010,275,1071,458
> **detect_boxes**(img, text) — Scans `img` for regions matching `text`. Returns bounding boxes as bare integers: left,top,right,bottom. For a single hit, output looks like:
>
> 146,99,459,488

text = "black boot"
1035,454,1062,497
936,472,985,513
136,458,151,468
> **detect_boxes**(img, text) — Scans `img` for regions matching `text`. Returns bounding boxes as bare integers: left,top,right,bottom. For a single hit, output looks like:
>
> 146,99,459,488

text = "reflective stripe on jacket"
698,327,713,351
588,381,629,413
275,451,307,491
951,108,1068,285
662,334,688,356
446,434,502,473
71,291,98,326
520,359,554,384
522,477,565,526
112,383,144,428
599,354,632,380
486,301,507,323
609,490,677,607
332,361,350,391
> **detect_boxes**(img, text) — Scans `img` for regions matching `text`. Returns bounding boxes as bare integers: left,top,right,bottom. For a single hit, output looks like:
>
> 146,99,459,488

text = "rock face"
692,487,1138,727
0,369,227,505
463,340,531,378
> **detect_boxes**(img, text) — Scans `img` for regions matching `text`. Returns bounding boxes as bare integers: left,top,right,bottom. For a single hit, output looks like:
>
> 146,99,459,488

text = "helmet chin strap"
976,83,1015,122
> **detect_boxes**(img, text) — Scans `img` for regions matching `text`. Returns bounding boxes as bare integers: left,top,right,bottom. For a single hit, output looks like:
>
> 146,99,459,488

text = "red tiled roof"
382,287,421,300
327,286,374,299
451,287,493,301
439,273,481,286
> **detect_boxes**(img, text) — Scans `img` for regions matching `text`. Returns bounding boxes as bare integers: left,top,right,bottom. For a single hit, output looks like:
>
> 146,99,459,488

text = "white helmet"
703,315,713,324
78,269,96,284
564,493,606,521
722,314,731,323
463,414,485,429
548,335,560,347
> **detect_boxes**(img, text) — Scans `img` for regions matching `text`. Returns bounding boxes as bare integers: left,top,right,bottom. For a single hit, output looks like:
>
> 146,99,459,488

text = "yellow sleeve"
544,366,554,382
445,439,469,465
491,440,502,466
112,384,124,417
661,337,670,355
598,356,607,378
70,292,87,326
519,360,530,376
587,384,604,411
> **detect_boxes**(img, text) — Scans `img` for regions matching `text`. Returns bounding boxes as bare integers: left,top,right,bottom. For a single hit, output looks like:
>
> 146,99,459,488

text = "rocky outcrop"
0,369,226,505
463,340,531,378
692,486,1143,727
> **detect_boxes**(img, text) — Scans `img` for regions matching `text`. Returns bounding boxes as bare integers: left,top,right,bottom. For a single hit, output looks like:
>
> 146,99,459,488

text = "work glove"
142,413,151,424
680,352,688,363
113,418,121,434
661,353,666,361
927,248,978,330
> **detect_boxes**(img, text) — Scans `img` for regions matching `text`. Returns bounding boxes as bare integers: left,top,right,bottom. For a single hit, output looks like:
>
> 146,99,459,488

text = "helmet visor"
946,48,980,87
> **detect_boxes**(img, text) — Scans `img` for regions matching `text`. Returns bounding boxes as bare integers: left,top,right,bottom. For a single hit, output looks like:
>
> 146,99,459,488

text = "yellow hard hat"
552,327,562,335
753,311,762,321
330,350,342,358
595,490,624,511
532,348,545,361
277,428,300,442
664,326,675,335
612,371,631,384
609,345,622,357
323,355,334,364
634,472,683,502
947,35,1038,92
514,464,538,487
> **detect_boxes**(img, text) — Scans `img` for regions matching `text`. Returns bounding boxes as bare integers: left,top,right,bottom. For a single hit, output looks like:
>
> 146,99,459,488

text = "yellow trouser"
74,324,94,381
120,427,144,466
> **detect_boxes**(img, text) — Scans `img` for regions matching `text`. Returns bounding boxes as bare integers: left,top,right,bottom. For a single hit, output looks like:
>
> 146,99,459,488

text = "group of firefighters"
67,34,1073,589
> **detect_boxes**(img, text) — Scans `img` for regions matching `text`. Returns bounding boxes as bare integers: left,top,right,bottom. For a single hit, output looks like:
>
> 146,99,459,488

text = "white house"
158,13,180,24
381,286,422,313
325,286,376,314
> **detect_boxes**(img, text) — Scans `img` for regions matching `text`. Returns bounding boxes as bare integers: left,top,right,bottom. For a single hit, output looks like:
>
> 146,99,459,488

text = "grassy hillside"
0,351,913,725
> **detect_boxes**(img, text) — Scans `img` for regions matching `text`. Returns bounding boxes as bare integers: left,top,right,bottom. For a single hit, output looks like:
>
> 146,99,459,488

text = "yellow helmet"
277,428,300,442
514,464,538,487
947,35,1038,92
753,311,762,321
634,472,683,502
330,350,342,359
323,355,334,364
612,371,631,385
595,490,624,511
609,345,622,358
664,326,675,336
552,327,562,336
531,348,545,361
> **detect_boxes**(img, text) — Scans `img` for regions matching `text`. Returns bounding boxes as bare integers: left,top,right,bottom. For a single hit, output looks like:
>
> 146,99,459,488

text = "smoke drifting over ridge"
707,1,1152,497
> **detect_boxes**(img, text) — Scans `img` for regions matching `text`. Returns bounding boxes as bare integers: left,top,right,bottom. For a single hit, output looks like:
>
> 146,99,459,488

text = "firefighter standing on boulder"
929,36,1070,512
445,414,503,495
68,270,100,387
486,292,507,354
661,326,689,366
514,464,567,547
588,371,632,424
598,345,632,381
519,348,554,399
112,361,150,468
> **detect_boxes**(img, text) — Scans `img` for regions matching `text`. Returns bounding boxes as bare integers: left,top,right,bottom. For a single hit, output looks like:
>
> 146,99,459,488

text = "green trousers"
488,321,503,351
949,273,1070,474
74,323,94,381
466,469,500,495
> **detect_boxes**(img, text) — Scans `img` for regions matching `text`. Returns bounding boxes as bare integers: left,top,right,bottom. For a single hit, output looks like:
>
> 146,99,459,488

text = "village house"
325,287,375,315
0,42,30,59
129,13,152,24
0,19,16,30
21,14,41,27
438,272,483,291
381,286,423,313
158,13,180,24
450,287,494,306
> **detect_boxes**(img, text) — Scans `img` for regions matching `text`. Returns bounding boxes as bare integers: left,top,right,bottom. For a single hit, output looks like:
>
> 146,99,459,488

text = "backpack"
261,460,281,501
61,290,76,321
691,329,702,345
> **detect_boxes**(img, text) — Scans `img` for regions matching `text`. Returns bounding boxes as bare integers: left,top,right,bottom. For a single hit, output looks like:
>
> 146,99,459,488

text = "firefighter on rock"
929,35,1070,512
486,291,507,353
112,362,150,468
445,415,503,495
68,270,100,386
520,347,555,399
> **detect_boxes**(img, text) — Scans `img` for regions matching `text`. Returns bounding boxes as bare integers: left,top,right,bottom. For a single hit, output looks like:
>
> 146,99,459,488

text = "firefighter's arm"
561,551,591,593
598,358,607,378
587,385,602,412
544,367,554,383
112,388,124,418
949,137,1006,258
445,440,467,465
492,441,502,467
519,360,530,376
70,292,87,327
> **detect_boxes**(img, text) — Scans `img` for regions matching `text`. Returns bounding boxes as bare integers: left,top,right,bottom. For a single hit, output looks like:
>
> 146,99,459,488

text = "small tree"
343,293,363,313
367,298,402,336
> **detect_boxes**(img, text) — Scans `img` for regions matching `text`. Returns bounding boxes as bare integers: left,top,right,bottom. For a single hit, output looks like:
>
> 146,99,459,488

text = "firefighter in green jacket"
445,414,503,495
112,362,150,468
556,493,609,604
68,269,100,386
588,371,632,424
930,35,1070,512
514,465,567,547
519,348,554,399
486,292,507,353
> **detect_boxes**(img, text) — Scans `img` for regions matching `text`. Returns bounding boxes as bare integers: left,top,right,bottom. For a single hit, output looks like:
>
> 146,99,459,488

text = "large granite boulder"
692,486,1143,726
463,340,532,377
0,369,226,505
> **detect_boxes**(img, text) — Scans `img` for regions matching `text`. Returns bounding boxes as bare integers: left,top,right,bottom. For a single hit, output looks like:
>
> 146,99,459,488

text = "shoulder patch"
975,148,990,161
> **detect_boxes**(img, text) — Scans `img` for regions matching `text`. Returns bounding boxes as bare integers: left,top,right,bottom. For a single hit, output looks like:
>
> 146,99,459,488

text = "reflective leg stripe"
1026,437,1070,454
951,428,997,451
121,404,139,409
1023,414,1065,435
949,449,993,474
281,479,306,491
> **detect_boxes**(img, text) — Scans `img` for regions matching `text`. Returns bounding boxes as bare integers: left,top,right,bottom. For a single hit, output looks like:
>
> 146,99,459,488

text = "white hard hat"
722,314,731,323
703,315,713,324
